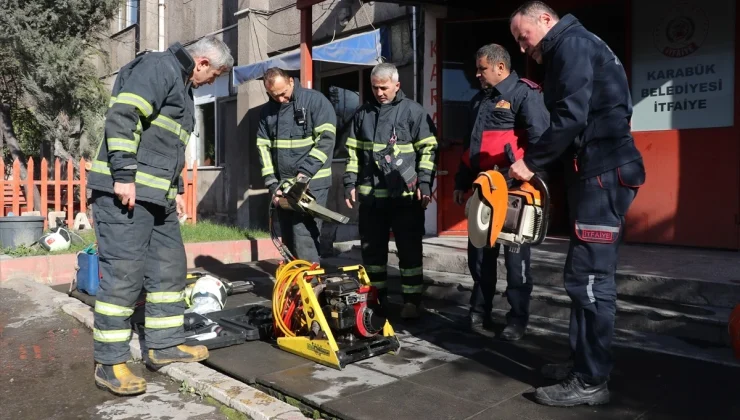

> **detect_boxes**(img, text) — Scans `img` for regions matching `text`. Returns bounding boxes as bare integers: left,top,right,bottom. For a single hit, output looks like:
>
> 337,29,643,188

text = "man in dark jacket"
256,67,337,263
344,62,437,319
510,1,646,407
453,43,549,340
87,36,233,396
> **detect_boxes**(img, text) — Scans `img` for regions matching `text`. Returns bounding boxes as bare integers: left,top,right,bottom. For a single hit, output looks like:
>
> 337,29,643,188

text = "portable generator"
272,262,400,370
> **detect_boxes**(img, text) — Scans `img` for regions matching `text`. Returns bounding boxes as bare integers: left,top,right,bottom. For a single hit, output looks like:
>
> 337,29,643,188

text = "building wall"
234,0,413,234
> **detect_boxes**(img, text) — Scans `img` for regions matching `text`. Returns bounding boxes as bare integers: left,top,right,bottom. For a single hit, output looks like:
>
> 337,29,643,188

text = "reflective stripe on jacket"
256,83,337,191
343,90,438,202
87,42,195,207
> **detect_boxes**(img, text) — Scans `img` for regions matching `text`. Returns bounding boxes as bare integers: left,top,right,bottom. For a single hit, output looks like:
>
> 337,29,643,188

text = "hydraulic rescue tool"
466,145,551,253
269,174,401,370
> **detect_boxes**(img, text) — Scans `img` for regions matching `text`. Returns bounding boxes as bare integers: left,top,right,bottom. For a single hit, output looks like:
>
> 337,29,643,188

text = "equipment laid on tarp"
232,28,388,86
268,174,400,369
466,145,550,253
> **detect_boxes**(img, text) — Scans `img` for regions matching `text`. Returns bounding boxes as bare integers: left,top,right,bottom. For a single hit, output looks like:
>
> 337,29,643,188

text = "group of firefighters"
88,0,645,410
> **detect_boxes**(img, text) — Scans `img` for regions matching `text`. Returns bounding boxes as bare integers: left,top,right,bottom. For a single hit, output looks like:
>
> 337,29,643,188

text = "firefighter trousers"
564,159,645,385
91,191,187,365
468,241,533,326
358,198,425,305
276,187,328,263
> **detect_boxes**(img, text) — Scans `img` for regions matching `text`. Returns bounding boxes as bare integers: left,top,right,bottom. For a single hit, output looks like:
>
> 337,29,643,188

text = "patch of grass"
0,220,269,258
180,220,269,243
204,396,252,420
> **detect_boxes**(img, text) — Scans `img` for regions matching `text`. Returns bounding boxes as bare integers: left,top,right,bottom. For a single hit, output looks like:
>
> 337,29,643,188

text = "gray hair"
370,63,399,83
185,36,234,70
510,1,560,22
476,44,511,71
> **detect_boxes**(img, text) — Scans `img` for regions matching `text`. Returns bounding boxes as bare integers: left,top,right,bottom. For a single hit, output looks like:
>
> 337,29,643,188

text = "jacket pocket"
617,159,646,189
137,148,176,185
92,194,134,224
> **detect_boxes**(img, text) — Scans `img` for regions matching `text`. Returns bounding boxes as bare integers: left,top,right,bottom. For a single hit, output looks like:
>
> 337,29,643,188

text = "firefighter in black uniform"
344,63,438,320
256,67,337,263
86,37,234,396
510,2,646,407
453,44,549,340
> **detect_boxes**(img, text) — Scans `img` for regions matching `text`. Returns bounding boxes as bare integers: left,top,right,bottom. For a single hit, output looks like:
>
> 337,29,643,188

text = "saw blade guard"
467,170,509,248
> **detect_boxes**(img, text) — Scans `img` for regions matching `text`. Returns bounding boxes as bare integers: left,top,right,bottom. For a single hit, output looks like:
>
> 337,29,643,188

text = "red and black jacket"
454,71,549,192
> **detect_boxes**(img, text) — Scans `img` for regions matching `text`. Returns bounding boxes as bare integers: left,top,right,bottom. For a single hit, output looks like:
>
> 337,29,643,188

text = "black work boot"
468,312,494,332
500,322,526,341
541,359,574,381
94,363,147,396
534,373,610,407
147,344,209,370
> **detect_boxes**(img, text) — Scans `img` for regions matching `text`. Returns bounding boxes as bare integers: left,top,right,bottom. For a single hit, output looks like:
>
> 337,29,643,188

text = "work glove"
344,184,355,200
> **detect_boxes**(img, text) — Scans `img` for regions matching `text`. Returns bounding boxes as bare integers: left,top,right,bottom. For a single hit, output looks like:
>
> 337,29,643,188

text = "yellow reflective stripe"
167,188,178,199
370,281,387,289
146,291,184,304
145,315,184,329
313,167,331,179
365,265,387,273
107,138,139,153
346,137,360,148
313,123,336,140
90,160,171,192
94,328,131,343
309,148,328,163
180,130,190,145
395,144,415,153
108,96,117,107
116,92,153,117
136,171,171,191
256,138,271,147
261,166,275,176
419,162,436,171
402,284,424,294
358,185,373,195
272,138,314,148
257,144,274,175
357,184,414,198
400,267,423,276
413,136,437,150
151,115,189,145
94,301,134,317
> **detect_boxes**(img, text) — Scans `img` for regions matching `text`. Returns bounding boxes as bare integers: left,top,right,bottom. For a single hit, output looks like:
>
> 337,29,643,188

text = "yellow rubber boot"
148,344,209,370
94,363,147,396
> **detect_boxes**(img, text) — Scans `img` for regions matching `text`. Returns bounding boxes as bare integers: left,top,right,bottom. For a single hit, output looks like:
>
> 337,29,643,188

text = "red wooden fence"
1,158,198,229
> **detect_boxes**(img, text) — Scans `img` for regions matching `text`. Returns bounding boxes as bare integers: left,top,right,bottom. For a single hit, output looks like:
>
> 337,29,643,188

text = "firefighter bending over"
87,36,234,396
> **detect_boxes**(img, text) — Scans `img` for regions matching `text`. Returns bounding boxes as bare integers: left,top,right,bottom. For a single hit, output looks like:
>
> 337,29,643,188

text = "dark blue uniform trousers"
277,187,329,263
468,241,533,326
564,159,644,385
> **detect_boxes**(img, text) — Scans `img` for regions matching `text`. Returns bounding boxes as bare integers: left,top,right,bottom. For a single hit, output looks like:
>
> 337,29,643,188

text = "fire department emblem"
653,3,708,58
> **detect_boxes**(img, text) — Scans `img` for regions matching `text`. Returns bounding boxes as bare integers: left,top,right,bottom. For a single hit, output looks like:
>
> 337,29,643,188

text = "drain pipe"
411,6,418,101
158,0,165,51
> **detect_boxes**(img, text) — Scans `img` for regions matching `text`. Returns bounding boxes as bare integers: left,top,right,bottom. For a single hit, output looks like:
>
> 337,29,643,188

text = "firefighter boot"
147,344,209,370
94,363,147,396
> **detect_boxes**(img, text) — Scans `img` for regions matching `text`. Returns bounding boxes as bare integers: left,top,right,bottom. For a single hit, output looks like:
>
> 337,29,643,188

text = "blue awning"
232,28,388,86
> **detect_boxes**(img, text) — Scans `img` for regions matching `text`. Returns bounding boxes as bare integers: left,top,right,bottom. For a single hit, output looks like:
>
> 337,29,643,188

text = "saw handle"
528,174,550,247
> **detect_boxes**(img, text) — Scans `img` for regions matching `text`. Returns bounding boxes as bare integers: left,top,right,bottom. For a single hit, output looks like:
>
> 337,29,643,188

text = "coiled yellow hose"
272,259,316,338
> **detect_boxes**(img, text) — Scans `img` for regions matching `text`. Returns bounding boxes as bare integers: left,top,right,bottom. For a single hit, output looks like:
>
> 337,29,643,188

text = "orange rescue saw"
465,145,550,252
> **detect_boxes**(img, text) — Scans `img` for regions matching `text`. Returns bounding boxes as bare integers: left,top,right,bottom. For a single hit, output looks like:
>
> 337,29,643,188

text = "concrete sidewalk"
0,279,234,420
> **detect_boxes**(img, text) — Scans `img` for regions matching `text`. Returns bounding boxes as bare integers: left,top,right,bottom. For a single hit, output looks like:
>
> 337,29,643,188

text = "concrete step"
326,252,735,347
421,301,740,369
333,238,740,310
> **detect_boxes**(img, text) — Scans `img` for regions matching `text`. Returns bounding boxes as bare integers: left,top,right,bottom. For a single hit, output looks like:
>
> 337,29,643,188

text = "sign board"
631,0,735,131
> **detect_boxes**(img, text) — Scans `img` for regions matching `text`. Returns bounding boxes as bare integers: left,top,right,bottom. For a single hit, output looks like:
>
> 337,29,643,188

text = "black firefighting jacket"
87,42,195,208
256,83,337,192
524,14,642,179
343,90,438,202
455,71,549,191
